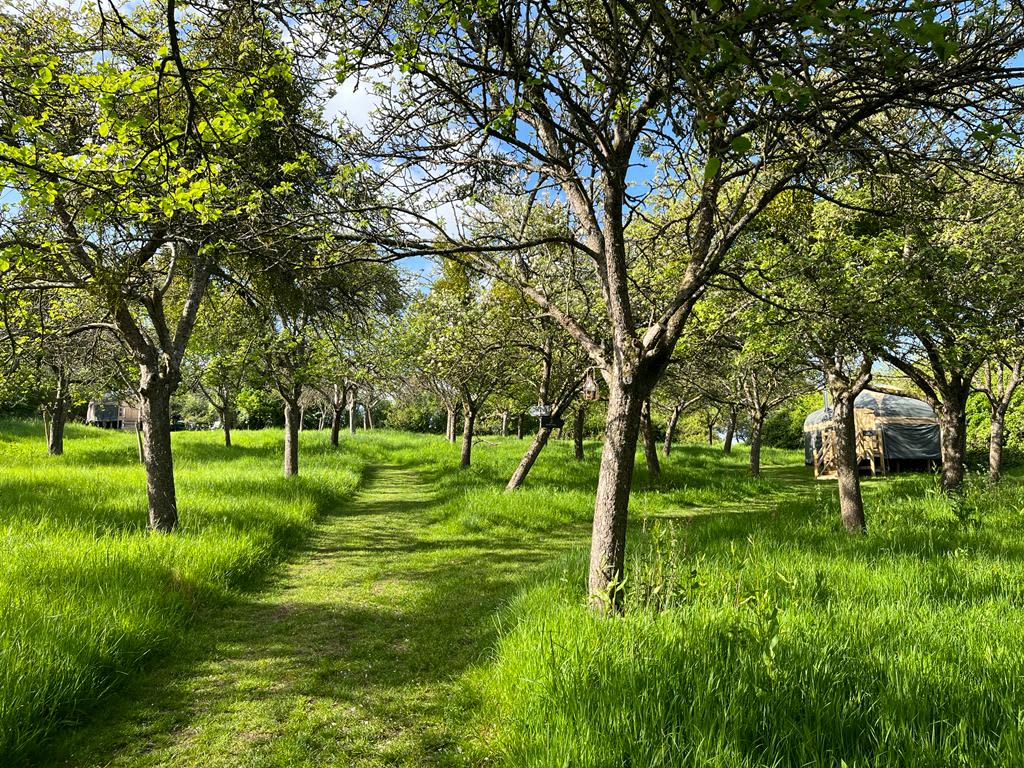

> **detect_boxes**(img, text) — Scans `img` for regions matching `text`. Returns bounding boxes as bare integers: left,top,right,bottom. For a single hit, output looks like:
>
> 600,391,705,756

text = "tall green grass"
0,421,364,762
470,458,1024,767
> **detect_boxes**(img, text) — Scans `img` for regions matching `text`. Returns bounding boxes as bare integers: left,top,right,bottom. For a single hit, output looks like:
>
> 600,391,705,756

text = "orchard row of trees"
3,0,1024,611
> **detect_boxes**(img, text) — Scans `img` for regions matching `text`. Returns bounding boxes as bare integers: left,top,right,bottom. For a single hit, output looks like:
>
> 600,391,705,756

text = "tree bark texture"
748,414,763,477
989,410,1006,484
588,380,645,612
446,407,457,442
45,376,68,456
723,408,737,454
506,426,553,490
283,400,300,477
330,407,342,447
832,393,867,532
662,404,681,457
640,399,661,477
573,403,586,461
460,408,476,469
938,402,968,493
140,370,178,532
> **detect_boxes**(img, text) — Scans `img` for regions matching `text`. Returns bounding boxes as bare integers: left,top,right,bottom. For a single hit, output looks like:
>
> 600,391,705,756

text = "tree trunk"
135,417,145,465
748,414,763,477
640,399,660,477
832,393,866,532
588,380,644,612
221,409,232,448
989,409,1006,484
938,402,968,493
506,426,553,490
446,407,457,442
365,403,375,430
46,381,67,457
516,413,524,439
330,407,342,447
723,408,737,454
460,408,476,469
139,371,178,532
283,400,300,477
662,404,681,457
500,411,509,437
573,403,586,461
348,397,356,434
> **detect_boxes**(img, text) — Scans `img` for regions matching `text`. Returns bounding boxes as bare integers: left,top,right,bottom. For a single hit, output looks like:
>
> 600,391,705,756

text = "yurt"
86,397,141,431
803,390,941,477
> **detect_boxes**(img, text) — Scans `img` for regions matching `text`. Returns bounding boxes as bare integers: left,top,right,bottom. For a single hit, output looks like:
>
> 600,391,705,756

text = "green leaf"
731,135,752,154
704,156,722,182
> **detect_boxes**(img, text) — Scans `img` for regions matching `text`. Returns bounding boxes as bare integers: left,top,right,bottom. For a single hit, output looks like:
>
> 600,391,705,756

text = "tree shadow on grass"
33,465,581,768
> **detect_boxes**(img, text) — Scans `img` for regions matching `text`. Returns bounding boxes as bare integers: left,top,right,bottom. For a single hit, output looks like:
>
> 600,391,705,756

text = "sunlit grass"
0,420,364,761
470,459,1024,767
8,422,1024,767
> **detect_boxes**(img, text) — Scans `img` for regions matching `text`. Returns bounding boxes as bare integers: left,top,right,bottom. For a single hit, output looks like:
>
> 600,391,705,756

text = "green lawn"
3,423,1024,766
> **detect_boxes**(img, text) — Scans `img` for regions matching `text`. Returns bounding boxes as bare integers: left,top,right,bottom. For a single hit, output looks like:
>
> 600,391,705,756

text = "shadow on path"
42,465,581,768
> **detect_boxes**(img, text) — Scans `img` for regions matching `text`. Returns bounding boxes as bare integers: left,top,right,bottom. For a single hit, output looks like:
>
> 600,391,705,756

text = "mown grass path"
43,463,579,768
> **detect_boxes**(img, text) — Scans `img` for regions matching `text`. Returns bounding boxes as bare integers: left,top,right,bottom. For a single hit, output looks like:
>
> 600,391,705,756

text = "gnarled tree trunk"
44,373,68,456
283,398,300,477
506,426,553,490
218,405,233,448
989,410,1006,484
460,407,477,469
573,403,586,461
723,407,737,454
140,369,178,532
938,401,968,493
748,412,764,477
588,379,645,612
662,403,681,457
832,392,866,532
640,398,660,477
330,406,342,447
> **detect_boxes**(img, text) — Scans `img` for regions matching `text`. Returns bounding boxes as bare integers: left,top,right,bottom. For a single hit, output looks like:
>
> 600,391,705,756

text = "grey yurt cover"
803,390,941,465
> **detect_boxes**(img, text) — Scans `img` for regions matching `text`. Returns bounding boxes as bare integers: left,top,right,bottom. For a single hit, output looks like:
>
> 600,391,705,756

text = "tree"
401,264,518,469
0,1,329,529
348,0,1024,607
186,287,261,447
977,358,1023,483
504,312,589,490
0,285,117,454
877,172,1024,493
733,190,899,532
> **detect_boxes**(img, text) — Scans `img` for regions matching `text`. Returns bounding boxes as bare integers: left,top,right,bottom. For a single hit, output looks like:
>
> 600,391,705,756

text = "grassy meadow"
3,421,1024,766
0,420,364,761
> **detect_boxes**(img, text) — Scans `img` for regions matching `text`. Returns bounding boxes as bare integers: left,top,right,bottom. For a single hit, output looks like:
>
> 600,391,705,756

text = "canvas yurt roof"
804,390,937,429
